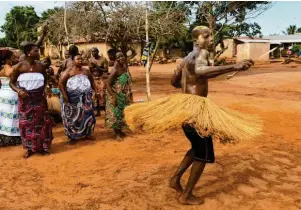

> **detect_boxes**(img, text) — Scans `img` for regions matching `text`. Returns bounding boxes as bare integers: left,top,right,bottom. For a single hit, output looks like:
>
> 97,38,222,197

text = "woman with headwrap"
0,49,21,146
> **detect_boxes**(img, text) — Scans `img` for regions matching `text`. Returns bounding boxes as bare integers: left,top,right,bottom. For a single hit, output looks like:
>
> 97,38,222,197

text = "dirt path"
0,63,300,210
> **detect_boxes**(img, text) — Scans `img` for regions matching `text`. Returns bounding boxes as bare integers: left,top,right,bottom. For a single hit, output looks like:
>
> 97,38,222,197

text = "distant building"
216,37,270,61
216,35,301,60
43,39,142,61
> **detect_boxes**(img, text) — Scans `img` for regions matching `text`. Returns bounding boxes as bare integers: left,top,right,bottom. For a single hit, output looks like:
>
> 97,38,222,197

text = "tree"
147,2,190,62
0,6,40,48
189,1,272,60
282,25,301,35
40,7,62,21
94,2,145,62
0,37,7,47
148,2,189,63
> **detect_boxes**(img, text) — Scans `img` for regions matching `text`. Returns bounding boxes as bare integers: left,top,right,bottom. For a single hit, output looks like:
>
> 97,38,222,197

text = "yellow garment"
125,94,262,143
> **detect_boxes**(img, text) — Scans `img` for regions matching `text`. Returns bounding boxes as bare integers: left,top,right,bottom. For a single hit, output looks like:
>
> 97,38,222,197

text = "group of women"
0,43,132,158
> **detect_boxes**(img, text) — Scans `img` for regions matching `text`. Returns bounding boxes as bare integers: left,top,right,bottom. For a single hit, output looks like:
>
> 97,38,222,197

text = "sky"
0,1,301,38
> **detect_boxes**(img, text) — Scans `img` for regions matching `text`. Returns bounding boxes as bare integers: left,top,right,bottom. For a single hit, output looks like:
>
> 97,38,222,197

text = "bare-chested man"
57,45,79,79
169,26,253,205
89,47,109,73
89,47,109,116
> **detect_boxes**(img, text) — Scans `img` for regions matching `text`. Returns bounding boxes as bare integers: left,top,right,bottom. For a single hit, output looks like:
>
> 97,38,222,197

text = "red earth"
0,62,300,210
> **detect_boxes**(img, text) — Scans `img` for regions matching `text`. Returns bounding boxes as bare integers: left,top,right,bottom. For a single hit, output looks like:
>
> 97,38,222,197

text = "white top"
0,77,20,136
66,74,91,92
17,73,44,90
0,77,11,90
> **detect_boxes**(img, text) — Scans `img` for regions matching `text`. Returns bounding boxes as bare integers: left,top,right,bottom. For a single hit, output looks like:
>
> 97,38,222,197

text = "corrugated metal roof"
264,34,301,40
236,38,270,43
263,35,301,43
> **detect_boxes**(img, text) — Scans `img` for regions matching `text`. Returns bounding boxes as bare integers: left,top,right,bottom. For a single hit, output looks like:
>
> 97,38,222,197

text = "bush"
291,45,301,53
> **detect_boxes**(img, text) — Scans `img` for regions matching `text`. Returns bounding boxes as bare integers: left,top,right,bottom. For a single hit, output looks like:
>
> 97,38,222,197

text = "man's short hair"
192,26,210,41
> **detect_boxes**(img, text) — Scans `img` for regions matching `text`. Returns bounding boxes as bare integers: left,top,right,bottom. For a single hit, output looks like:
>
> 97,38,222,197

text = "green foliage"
40,7,62,21
282,25,301,35
0,6,40,48
0,37,7,47
149,1,190,53
291,45,301,53
188,1,271,53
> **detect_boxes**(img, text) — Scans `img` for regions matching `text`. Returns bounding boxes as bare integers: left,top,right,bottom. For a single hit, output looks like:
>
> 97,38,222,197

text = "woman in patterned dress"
9,43,53,158
0,49,21,146
59,54,96,144
105,52,132,141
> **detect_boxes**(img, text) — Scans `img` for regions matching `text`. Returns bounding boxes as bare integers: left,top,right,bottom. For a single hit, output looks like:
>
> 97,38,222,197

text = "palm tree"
282,25,298,35
297,27,301,33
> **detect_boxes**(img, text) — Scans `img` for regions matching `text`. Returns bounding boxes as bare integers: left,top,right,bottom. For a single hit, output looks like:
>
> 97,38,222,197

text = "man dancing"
168,26,253,205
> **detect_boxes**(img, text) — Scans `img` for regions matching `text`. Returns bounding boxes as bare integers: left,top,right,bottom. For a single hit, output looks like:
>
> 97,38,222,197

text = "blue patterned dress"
62,74,96,140
0,77,21,146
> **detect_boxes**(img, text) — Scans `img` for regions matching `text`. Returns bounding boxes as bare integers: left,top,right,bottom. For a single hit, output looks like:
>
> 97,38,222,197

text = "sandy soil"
0,62,300,210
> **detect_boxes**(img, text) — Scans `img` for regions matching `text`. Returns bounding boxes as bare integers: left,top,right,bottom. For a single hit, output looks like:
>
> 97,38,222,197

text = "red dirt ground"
0,62,300,210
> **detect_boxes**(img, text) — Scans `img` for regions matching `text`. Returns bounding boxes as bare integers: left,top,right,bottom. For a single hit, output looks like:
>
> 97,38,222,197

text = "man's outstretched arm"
196,58,253,78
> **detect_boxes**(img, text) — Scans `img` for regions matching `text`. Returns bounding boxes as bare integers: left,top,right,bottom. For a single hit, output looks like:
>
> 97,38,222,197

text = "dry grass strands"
125,94,262,143
47,96,61,114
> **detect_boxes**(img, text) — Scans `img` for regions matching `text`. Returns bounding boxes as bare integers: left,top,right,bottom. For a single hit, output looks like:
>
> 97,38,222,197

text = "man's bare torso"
90,57,106,68
181,48,209,97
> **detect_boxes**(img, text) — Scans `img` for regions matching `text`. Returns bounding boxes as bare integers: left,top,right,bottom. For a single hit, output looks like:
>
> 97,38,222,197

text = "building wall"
156,48,183,58
44,42,142,61
236,42,270,62
43,43,64,59
249,43,270,61
236,43,250,62
216,39,235,58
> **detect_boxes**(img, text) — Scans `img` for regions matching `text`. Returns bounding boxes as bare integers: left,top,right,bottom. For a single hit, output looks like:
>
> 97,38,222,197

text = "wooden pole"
145,1,151,101
64,1,70,46
226,47,279,80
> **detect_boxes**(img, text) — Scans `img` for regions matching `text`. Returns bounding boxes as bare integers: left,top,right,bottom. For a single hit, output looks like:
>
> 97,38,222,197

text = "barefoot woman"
10,43,53,158
59,54,96,144
105,52,131,141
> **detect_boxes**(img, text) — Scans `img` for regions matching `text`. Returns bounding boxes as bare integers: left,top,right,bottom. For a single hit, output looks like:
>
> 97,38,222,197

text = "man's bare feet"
169,177,183,193
178,194,204,205
24,150,34,159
